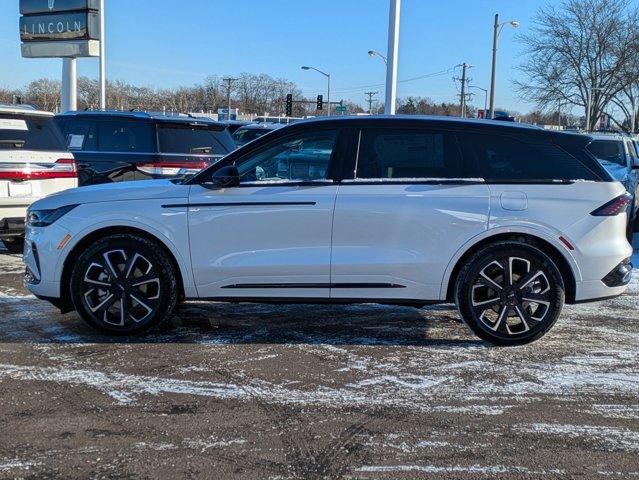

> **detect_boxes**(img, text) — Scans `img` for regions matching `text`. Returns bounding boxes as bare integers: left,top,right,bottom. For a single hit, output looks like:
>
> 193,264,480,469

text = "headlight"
26,204,78,227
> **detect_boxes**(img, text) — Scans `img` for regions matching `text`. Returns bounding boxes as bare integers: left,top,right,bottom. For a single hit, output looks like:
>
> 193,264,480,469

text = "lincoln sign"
19,0,100,58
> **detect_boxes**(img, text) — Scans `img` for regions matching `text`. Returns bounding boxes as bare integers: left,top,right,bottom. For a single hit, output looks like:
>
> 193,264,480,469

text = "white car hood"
31,179,190,210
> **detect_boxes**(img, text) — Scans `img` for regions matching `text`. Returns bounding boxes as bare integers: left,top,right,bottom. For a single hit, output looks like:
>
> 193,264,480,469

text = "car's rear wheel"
70,233,178,335
455,241,565,346
1,237,24,254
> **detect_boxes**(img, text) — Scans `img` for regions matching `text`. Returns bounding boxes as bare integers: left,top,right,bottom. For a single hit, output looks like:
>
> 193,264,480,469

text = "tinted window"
236,130,337,183
158,123,231,155
57,119,97,151
233,127,271,147
459,133,597,181
625,139,637,162
0,114,65,151
356,129,463,179
587,140,626,166
97,120,155,153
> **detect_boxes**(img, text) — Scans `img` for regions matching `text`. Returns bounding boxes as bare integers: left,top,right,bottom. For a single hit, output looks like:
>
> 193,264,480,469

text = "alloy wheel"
81,249,161,327
470,256,552,336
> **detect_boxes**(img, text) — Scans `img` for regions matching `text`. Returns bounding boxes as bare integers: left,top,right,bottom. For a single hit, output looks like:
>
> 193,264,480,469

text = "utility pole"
365,91,378,114
385,0,401,115
222,77,237,120
459,63,470,118
454,63,472,118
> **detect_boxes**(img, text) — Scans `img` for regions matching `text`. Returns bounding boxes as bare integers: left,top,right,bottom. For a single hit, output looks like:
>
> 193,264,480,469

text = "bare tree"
516,0,639,130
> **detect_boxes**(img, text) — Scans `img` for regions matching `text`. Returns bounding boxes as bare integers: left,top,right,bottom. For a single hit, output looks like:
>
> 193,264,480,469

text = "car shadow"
0,298,485,348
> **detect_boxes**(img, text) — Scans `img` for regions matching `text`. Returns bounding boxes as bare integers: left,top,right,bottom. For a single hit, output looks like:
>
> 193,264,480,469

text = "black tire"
1,237,24,254
455,241,565,346
70,233,178,335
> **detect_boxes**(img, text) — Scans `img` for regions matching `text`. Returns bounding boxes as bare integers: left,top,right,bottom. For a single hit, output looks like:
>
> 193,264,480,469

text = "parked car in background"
221,120,251,134
586,132,639,237
0,105,77,253
232,122,282,148
24,116,632,346
54,111,235,186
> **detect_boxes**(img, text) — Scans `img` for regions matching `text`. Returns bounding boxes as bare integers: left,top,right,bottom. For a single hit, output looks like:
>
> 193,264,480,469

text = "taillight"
0,158,77,180
137,161,209,177
590,193,633,216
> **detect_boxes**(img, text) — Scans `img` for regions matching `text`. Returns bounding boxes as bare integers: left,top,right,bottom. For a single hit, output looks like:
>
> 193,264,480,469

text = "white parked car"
1,105,77,253
23,117,633,345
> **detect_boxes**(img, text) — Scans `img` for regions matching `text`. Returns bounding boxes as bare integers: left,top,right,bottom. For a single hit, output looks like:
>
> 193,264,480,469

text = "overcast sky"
0,0,562,113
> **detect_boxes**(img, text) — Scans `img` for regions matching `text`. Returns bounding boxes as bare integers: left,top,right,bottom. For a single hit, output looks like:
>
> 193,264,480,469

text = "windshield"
158,123,231,155
0,114,66,151
233,128,271,147
587,140,626,166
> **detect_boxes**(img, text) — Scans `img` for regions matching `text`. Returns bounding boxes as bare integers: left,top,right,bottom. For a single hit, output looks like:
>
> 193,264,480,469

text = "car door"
187,127,343,299
330,126,490,302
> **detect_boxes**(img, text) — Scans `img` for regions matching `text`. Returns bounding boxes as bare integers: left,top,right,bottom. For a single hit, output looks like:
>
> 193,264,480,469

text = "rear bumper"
0,217,25,238
0,205,28,237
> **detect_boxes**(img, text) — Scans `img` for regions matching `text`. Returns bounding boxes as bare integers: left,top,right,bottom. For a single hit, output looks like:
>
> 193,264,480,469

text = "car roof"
291,114,543,131
237,123,283,131
588,132,627,141
56,110,227,126
0,104,54,117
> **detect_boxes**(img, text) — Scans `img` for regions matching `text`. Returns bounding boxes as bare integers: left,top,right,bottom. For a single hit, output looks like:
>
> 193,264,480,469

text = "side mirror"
209,165,240,188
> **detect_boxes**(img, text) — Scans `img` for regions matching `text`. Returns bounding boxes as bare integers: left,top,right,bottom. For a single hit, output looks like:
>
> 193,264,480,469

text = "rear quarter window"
458,133,598,181
158,123,233,155
0,114,66,151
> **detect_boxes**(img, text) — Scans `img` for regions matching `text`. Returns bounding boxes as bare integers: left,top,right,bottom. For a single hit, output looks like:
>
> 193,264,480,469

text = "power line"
330,66,456,94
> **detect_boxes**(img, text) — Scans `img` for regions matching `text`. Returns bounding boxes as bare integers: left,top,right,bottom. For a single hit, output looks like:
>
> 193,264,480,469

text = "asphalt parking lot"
1,241,638,479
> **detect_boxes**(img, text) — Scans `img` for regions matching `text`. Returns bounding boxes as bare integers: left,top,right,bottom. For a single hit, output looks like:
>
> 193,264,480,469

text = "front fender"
54,203,195,296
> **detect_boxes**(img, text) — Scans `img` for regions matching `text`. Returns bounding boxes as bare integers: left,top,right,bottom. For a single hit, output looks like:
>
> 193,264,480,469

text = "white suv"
23,117,633,345
1,105,77,253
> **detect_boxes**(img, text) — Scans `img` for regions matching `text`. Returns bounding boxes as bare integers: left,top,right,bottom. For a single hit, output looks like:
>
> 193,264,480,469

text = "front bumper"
23,223,70,299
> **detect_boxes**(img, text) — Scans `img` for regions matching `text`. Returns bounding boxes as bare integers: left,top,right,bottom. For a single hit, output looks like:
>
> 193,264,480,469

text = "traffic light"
317,95,323,111
285,94,293,117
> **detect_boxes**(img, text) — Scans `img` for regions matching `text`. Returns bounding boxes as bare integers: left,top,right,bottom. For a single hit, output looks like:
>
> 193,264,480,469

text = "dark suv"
54,111,235,185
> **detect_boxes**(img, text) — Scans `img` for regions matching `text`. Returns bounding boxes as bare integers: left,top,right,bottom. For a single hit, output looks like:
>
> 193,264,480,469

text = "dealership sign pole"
19,0,102,112
384,0,401,115
98,0,105,110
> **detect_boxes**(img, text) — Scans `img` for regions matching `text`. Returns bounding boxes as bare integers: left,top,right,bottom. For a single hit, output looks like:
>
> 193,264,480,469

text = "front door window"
235,130,338,183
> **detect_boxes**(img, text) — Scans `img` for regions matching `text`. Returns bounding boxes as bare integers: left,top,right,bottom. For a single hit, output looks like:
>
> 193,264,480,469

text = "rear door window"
459,133,598,181
57,119,97,151
158,123,232,155
97,120,155,153
355,128,463,179
0,114,65,151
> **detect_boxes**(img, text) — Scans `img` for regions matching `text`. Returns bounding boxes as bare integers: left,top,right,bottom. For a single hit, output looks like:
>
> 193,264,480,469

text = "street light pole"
301,66,331,116
385,0,401,115
488,14,519,119
469,85,488,118
368,50,387,64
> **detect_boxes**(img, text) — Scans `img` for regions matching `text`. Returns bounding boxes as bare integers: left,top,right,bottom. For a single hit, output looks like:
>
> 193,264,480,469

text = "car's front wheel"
70,233,178,334
455,241,565,346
